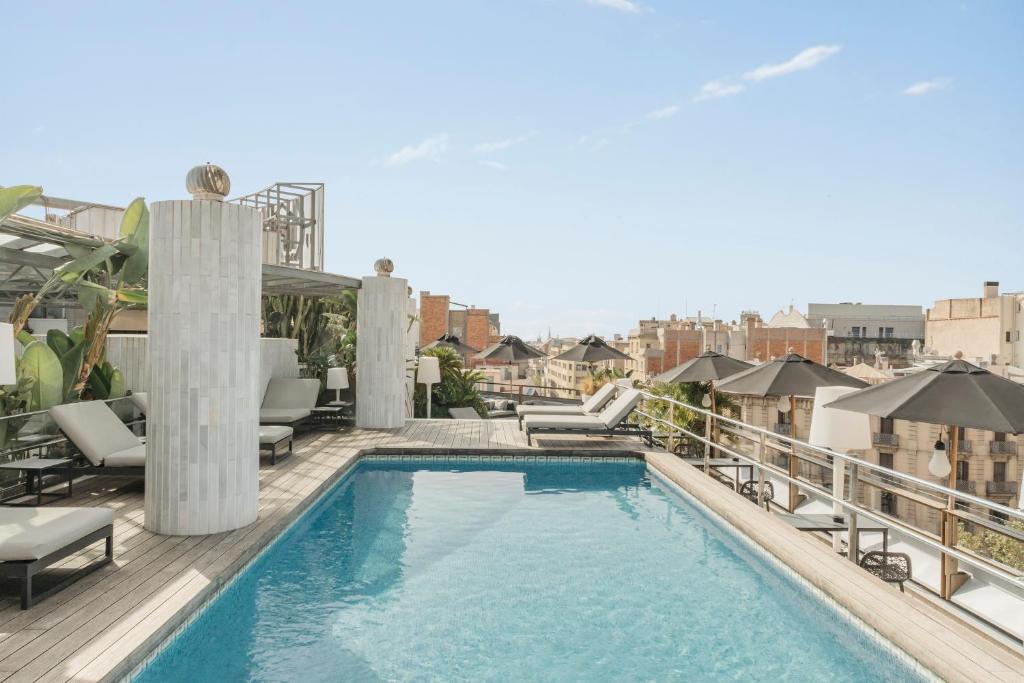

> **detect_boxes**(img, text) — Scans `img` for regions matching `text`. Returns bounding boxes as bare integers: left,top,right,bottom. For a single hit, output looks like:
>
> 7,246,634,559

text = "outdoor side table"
0,458,74,506
311,403,351,428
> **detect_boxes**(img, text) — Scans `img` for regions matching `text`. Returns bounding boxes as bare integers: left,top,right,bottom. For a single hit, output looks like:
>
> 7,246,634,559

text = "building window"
993,462,1006,483
884,327,894,338
878,327,884,338
993,431,1006,442
957,426,966,442
956,460,969,483
880,417,894,434
1007,332,1012,343
851,327,860,338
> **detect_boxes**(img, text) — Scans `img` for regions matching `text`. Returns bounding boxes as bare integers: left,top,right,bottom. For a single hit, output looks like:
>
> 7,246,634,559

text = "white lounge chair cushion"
261,378,320,410
515,404,584,417
259,408,311,424
0,507,112,561
130,392,148,414
580,382,618,412
597,389,641,429
49,401,143,467
259,426,293,444
522,414,606,430
105,444,146,467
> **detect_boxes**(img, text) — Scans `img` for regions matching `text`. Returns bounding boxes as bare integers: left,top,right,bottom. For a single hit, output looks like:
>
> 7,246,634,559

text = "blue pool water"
138,458,926,682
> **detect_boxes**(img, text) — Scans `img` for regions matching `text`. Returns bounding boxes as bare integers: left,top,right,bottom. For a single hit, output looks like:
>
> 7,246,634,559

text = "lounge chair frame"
526,422,653,447
260,433,294,466
56,433,145,478
0,524,113,609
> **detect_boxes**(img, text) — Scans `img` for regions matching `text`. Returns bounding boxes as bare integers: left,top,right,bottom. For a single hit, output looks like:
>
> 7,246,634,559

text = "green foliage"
413,347,488,418
86,361,125,400
637,381,738,446
263,290,357,361
958,521,1024,572
46,328,89,401
0,185,42,220
580,366,633,395
17,341,63,412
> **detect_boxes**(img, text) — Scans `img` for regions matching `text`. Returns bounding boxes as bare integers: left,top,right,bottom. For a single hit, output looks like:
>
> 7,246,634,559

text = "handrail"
635,388,1024,522
634,404,1024,588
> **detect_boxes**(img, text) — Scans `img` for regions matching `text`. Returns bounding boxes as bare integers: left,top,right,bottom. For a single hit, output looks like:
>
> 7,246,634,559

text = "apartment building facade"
807,302,925,369
418,291,500,354
926,281,1024,368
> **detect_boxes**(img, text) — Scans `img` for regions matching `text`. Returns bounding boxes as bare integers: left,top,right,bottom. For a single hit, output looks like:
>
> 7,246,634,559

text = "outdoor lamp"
326,367,349,405
776,395,791,413
809,386,871,552
0,323,16,385
928,438,951,478
417,356,442,419
701,393,712,409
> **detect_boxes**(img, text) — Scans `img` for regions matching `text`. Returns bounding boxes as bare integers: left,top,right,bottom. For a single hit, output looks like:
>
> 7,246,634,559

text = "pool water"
138,458,927,682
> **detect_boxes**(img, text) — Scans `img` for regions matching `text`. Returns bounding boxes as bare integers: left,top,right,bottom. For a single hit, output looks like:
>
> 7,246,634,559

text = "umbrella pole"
941,425,963,599
788,394,799,513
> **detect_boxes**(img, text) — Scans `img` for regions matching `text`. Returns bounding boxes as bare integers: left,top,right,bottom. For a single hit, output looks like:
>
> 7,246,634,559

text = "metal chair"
859,551,912,592
738,480,774,510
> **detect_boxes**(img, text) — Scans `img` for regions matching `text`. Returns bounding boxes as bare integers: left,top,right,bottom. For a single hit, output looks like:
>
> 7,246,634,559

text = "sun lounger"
0,507,113,608
523,389,652,446
449,407,483,419
259,378,321,427
515,382,618,428
49,401,146,476
259,425,294,465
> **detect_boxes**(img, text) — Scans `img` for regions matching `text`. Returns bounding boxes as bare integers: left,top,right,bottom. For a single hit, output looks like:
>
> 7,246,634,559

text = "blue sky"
4,1,1022,338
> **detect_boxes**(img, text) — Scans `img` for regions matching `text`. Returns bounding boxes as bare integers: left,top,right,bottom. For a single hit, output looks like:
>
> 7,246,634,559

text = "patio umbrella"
717,351,868,511
824,352,1024,598
421,333,478,356
552,334,630,363
654,350,753,465
475,335,546,362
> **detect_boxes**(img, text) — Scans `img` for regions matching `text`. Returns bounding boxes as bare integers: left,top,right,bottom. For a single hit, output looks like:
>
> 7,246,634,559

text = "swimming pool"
136,457,928,681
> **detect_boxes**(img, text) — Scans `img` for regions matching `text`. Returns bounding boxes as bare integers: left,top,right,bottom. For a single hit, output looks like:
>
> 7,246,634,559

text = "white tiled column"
356,270,409,428
144,199,261,535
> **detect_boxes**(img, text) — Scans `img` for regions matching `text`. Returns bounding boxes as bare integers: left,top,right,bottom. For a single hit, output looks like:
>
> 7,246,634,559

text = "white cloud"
385,134,449,166
587,0,640,13
692,80,745,102
743,45,842,81
647,104,680,120
473,132,536,153
479,160,508,171
901,78,950,96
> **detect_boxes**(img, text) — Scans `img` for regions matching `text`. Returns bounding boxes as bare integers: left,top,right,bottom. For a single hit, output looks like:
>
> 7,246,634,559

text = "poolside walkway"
0,419,1020,682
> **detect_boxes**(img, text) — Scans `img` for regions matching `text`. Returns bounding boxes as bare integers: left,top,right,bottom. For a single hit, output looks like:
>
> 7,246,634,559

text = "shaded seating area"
259,378,321,427
0,507,113,609
523,389,652,446
49,401,145,476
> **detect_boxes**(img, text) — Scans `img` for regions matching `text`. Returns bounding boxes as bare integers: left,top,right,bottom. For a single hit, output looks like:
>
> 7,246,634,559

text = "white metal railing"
630,387,1024,636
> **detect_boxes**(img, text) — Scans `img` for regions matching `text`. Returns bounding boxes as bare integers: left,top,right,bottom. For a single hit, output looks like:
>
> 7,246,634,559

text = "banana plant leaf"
78,280,116,313
56,244,119,284
0,185,42,220
118,198,149,284
46,329,87,401
18,341,63,411
116,287,147,305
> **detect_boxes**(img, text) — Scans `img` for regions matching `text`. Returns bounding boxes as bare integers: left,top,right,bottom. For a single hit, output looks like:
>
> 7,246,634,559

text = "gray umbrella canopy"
716,352,867,397
553,334,630,363
475,335,546,362
826,357,1024,434
422,333,478,356
655,350,752,384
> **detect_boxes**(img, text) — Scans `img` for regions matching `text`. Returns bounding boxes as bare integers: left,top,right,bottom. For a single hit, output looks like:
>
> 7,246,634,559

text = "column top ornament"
374,257,394,277
186,162,231,201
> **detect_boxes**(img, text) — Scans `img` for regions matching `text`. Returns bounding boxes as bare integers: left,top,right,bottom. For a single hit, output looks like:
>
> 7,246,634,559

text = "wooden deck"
0,419,1019,682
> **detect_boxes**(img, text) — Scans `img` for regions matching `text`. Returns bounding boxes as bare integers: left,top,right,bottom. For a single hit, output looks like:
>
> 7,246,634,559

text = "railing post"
668,402,676,454
847,462,859,563
756,432,767,507
703,412,712,473
832,454,845,553
787,439,799,513
517,384,523,405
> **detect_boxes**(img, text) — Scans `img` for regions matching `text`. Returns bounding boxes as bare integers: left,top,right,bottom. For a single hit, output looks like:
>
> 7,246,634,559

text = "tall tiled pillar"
356,258,409,428
144,164,261,535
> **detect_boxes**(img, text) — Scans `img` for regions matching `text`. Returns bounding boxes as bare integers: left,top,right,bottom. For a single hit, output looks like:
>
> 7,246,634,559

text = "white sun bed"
49,401,146,474
522,389,651,446
259,378,321,427
515,382,618,428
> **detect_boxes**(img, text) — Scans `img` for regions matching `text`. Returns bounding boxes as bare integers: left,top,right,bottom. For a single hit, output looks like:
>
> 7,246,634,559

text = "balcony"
990,441,1017,456
986,481,1019,496
956,440,972,454
772,423,792,436
872,432,899,448
955,481,976,494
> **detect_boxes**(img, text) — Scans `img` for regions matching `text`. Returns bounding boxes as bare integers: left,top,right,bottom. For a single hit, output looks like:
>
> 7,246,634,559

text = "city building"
418,291,500,354
926,281,1024,367
807,302,925,368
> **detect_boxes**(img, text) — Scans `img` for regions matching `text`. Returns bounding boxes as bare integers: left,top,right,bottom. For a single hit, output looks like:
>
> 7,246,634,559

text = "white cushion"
50,401,143,467
598,389,641,429
522,414,605,430
580,382,618,413
259,426,293,444
105,444,146,467
449,407,482,419
261,378,320,410
260,408,311,424
130,392,148,414
0,507,112,561
515,405,585,417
